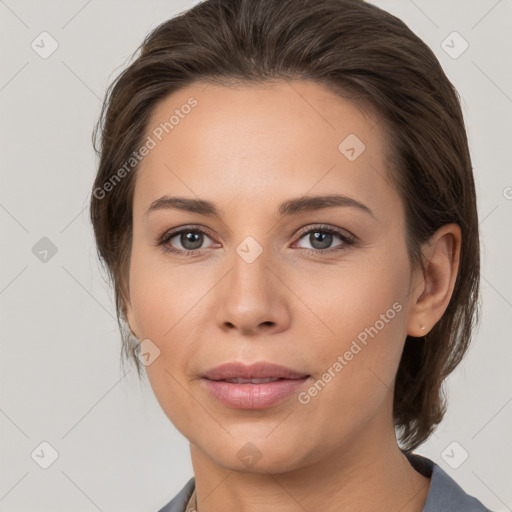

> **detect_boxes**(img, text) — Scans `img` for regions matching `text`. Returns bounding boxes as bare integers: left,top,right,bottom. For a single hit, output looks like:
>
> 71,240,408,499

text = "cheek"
127,246,199,387
302,247,409,342
128,242,200,339
298,248,410,405
291,301,407,452
128,248,201,434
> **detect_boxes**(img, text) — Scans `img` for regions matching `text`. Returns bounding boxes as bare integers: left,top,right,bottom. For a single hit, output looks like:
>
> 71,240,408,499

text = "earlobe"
406,223,461,338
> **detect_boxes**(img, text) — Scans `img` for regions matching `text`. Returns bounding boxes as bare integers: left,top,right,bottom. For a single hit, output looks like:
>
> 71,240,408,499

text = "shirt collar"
404,451,490,511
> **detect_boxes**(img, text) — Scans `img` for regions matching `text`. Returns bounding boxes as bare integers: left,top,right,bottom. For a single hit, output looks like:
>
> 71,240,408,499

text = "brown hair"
90,0,480,452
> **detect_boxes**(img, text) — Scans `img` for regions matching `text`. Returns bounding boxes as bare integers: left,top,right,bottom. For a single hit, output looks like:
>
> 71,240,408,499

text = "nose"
214,246,291,337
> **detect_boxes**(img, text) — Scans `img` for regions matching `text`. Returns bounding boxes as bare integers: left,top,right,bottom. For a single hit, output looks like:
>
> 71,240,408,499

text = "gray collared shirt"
156,452,492,512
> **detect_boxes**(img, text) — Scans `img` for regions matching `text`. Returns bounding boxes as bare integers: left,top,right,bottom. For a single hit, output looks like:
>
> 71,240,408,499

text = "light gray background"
1,0,511,511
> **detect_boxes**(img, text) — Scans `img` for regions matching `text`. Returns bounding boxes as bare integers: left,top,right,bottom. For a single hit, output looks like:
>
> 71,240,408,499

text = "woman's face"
126,80,422,472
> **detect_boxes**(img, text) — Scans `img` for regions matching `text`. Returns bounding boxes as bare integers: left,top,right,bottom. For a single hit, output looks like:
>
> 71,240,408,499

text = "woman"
90,0,492,510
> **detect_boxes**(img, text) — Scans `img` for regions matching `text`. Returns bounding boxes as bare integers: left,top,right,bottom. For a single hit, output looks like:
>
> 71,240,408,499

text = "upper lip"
202,361,309,381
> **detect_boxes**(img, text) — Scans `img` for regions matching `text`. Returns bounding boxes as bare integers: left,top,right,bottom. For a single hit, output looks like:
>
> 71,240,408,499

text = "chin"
197,429,314,474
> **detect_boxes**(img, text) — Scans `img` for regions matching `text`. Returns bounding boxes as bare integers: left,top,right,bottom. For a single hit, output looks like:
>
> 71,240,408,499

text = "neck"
189,411,430,512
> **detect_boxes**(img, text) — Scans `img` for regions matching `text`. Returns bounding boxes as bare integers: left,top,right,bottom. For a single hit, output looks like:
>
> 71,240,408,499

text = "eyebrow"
146,194,375,219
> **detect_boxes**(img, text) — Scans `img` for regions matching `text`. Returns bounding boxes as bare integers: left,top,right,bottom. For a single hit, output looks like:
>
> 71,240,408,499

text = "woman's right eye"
157,227,217,255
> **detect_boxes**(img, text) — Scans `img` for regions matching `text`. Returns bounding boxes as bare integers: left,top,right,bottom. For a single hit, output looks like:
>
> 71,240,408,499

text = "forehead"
134,79,398,219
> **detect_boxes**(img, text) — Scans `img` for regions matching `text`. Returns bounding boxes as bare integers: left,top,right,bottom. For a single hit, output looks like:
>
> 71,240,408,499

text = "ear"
406,223,461,337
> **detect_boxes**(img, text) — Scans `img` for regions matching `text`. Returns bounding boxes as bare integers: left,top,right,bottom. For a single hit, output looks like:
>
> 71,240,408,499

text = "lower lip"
201,377,310,409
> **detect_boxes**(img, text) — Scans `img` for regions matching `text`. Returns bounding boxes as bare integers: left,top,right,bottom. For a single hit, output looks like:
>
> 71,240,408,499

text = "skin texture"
125,80,461,512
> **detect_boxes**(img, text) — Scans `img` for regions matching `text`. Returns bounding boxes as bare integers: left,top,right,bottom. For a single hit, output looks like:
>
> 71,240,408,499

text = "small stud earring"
420,324,426,331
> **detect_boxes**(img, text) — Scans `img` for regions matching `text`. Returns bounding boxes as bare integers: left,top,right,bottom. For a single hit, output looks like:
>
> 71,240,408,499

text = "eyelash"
155,224,356,257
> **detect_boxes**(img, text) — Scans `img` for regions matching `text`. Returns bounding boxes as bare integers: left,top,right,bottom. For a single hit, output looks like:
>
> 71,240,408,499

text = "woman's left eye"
293,226,355,253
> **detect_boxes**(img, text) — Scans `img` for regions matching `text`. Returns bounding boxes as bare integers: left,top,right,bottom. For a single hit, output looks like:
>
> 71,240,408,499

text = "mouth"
222,377,293,384
202,361,309,381
201,361,310,409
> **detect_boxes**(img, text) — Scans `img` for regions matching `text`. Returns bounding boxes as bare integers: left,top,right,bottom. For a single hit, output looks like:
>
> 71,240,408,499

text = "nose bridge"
214,236,290,334
229,238,273,309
